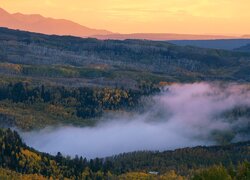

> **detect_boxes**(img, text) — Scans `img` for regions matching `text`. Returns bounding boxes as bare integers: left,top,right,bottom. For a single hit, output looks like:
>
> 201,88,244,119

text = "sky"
1,0,250,35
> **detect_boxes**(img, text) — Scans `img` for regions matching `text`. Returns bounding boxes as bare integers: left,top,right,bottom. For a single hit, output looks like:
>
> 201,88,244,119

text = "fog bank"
21,82,250,159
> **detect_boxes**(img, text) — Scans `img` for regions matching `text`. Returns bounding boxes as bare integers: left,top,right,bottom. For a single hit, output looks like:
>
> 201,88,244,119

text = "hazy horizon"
0,7,246,36
1,0,250,35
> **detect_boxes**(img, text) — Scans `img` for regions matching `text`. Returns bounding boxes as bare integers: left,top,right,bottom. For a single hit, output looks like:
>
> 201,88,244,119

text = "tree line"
0,82,159,119
0,128,249,179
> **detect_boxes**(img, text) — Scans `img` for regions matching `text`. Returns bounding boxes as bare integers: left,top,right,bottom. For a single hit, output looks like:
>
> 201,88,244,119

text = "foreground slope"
0,128,249,179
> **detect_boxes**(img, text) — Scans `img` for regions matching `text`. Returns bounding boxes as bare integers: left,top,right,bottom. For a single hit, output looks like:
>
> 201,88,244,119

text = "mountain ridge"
93,33,239,41
1,26,250,85
0,7,112,37
1,7,250,40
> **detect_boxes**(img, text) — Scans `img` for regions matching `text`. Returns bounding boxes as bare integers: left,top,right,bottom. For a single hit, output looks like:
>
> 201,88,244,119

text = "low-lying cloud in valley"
20,82,250,159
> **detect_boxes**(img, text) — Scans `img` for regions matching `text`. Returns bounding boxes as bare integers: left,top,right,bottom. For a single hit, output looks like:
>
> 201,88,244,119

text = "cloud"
20,82,250,159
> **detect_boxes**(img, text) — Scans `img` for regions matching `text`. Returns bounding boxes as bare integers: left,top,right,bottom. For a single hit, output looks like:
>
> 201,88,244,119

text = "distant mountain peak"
0,7,248,40
242,35,250,38
13,12,44,19
0,7,112,37
0,7,8,14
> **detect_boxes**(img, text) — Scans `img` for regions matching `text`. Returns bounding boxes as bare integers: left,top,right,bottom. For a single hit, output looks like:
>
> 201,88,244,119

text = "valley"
0,27,249,179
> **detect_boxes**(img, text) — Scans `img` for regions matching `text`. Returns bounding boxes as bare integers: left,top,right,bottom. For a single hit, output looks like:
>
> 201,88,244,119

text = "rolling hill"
235,44,250,52
169,39,250,50
0,27,250,85
1,27,250,131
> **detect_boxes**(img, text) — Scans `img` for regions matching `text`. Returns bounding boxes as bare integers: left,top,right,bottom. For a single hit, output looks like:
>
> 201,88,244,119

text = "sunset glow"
1,0,250,35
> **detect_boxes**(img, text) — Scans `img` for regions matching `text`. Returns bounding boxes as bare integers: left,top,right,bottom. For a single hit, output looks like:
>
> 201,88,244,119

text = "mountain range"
0,7,112,37
93,33,238,41
1,7,250,40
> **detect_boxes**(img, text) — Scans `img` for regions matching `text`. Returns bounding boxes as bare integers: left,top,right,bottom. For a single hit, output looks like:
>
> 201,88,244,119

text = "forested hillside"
1,27,250,86
0,28,249,142
0,28,250,179
169,39,250,50
236,44,250,52
0,81,160,130
0,128,249,179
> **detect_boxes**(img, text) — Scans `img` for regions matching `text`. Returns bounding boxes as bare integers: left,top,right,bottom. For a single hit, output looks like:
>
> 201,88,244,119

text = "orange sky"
0,0,250,35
